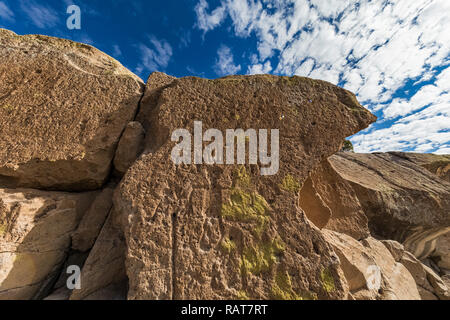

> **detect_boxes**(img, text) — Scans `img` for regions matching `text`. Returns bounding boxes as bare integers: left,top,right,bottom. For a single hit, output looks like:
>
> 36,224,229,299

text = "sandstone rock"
70,209,126,300
423,264,449,300
115,73,376,300
328,152,450,259
300,159,370,240
389,152,450,183
432,232,450,270
72,186,114,252
323,230,421,300
0,29,144,191
0,188,95,299
113,122,145,175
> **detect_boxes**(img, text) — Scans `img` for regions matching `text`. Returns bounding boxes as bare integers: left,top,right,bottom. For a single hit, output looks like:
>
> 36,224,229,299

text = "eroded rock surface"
0,29,144,191
324,231,421,300
115,73,376,300
328,152,450,259
0,188,95,299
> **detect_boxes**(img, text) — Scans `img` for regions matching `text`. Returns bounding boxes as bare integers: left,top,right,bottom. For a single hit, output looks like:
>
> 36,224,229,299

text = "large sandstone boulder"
323,231,421,300
0,188,95,299
328,152,450,259
299,159,370,240
70,209,126,300
0,29,144,191
114,72,376,300
389,152,450,183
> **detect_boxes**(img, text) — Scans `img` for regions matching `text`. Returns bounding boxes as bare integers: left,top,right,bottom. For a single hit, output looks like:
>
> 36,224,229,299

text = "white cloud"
214,45,241,76
20,0,59,29
0,1,14,22
247,60,272,75
136,36,173,74
195,0,450,153
195,0,227,33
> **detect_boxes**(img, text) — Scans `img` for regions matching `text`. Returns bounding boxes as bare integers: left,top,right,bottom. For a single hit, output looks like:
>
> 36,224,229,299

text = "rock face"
327,152,450,258
70,209,126,300
114,73,376,300
389,152,450,183
0,188,95,299
323,231,421,300
1,29,449,301
0,29,144,191
299,159,370,240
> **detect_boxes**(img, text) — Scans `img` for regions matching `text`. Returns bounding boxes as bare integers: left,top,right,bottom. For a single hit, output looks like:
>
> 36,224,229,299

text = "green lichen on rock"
279,174,301,193
220,238,236,254
240,239,285,276
0,223,6,236
271,271,303,300
320,267,336,293
236,290,250,300
222,167,271,234
1,104,14,111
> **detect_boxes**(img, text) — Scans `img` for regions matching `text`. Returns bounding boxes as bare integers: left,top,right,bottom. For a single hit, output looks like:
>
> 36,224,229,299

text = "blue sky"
0,0,449,154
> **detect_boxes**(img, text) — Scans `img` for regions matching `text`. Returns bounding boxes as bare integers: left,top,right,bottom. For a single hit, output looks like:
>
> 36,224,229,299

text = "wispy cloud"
20,0,59,29
195,0,226,33
214,45,241,76
0,1,14,22
112,44,122,57
136,35,173,74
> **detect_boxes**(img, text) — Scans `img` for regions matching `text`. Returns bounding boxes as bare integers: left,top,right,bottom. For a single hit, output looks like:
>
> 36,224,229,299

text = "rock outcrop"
0,29,448,301
114,73,376,300
0,29,144,191
0,188,95,299
326,152,450,259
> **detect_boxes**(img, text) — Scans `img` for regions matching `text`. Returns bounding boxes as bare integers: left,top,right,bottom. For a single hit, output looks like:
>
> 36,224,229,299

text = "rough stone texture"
72,186,114,252
0,29,144,191
381,239,444,300
114,72,376,300
423,264,449,300
70,209,126,300
0,188,95,299
389,152,450,183
432,232,450,270
328,152,450,259
113,122,145,175
299,159,370,240
324,230,421,300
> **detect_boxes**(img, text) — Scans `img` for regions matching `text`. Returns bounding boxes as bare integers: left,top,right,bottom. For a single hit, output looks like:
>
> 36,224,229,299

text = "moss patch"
321,267,336,293
279,174,301,193
240,239,285,276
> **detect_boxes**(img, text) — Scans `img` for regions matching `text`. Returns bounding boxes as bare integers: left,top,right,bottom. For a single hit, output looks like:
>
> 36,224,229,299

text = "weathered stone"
72,186,114,252
115,73,376,300
323,230,421,300
389,152,450,183
300,159,370,240
423,264,449,300
70,209,126,300
432,232,450,270
0,29,144,191
328,152,450,259
0,188,95,299
113,122,145,175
